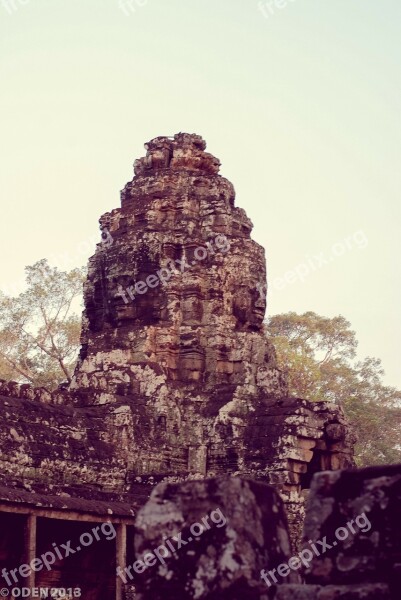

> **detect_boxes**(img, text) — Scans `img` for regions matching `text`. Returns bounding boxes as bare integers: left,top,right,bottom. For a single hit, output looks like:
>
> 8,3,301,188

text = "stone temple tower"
0,134,354,548
0,132,390,600
67,133,355,539
72,132,287,399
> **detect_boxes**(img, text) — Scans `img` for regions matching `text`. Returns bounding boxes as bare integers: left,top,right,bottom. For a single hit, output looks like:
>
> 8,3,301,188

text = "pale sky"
1,0,400,387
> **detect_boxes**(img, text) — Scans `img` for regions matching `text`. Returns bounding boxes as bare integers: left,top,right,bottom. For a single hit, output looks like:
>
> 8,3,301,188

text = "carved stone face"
232,285,265,330
254,281,267,324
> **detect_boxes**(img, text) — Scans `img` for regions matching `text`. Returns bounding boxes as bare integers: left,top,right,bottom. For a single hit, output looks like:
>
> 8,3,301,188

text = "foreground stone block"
302,464,401,598
131,477,299,599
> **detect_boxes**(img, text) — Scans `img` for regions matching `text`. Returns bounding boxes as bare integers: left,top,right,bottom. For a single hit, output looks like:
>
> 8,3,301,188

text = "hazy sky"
1,0,400,387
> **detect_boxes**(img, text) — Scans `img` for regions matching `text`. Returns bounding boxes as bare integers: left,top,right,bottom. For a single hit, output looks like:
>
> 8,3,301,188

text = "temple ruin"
0,133,357,599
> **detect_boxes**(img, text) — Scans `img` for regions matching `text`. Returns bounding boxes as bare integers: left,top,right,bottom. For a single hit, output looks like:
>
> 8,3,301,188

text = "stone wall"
0,380,354,548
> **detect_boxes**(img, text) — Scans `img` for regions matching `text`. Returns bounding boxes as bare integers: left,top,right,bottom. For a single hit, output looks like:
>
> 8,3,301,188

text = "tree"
267,312,401,467
0,260,85,391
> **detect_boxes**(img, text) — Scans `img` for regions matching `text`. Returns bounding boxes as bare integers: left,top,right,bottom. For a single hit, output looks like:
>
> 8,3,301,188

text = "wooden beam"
116,523,127,600
0,503,136,525
24,514,37,590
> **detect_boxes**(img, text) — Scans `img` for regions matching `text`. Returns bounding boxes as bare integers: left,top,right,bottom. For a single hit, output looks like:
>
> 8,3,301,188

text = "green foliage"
267,312,401,467
0,260,85,390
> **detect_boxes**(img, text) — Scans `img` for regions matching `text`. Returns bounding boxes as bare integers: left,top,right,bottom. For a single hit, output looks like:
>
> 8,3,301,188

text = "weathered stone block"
302,464,401,598
131,476,299,599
